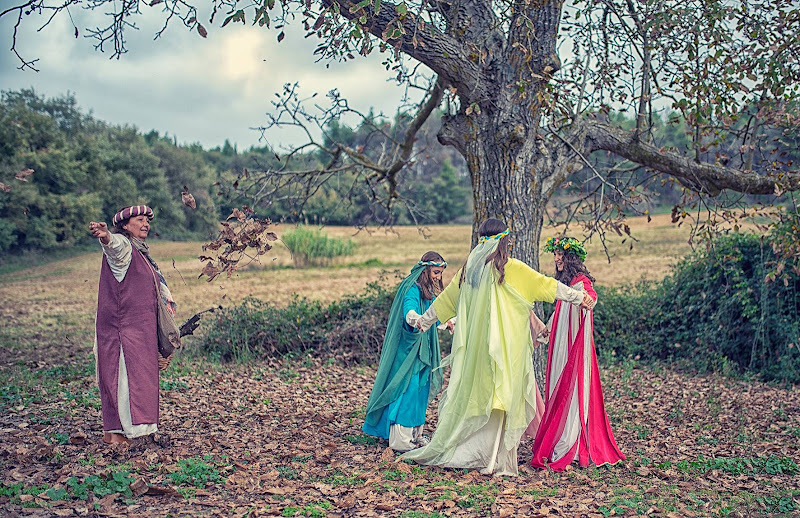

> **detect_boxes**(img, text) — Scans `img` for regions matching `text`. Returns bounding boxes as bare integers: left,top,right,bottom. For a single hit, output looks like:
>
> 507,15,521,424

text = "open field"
1,214,798,516
0,213,691,366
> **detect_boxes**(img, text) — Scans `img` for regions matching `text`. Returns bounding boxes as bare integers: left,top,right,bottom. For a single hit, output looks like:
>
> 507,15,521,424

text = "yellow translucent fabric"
432,259,557,321
404,250,559,466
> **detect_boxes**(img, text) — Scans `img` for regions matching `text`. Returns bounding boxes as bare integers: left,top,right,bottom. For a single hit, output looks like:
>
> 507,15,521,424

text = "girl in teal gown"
362,251,448,452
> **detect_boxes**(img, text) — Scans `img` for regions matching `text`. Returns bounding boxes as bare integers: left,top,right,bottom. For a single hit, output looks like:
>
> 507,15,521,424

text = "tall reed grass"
281,226,357,267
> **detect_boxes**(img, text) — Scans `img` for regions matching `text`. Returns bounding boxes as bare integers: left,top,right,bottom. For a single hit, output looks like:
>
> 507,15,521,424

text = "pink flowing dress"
530,274,625,471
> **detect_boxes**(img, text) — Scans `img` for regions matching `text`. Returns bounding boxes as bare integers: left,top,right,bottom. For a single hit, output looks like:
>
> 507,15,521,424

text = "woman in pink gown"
530,237,625,471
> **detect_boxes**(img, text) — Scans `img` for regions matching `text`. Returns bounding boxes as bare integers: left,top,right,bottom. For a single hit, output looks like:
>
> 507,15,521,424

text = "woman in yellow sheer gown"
403,219,593,476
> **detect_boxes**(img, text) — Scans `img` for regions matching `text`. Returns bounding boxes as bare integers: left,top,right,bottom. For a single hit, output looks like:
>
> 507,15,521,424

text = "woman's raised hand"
89,221,111,244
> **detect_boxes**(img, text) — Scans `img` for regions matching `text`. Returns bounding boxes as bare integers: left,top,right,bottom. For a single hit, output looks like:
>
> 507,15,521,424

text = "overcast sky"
0,6,423,150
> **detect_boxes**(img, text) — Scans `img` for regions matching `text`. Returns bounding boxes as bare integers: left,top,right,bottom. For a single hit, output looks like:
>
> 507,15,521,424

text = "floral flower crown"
478,228,510,244
544,236,587,262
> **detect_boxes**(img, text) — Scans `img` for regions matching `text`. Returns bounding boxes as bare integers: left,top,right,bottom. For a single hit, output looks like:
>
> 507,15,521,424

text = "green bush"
0,218,17,252
594,227,800,384
281,225,356,267
197,279,397,363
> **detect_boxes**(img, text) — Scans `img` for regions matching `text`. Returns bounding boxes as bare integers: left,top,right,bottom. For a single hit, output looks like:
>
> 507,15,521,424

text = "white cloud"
0,6,425,149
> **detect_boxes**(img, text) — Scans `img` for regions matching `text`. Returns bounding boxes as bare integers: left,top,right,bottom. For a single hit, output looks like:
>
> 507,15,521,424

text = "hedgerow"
595,225,799,384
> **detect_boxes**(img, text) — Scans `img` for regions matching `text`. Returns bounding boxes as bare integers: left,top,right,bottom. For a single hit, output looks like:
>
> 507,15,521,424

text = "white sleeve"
101,234,132,282
405,309,422,327
417,304,439,332
555,281,584,305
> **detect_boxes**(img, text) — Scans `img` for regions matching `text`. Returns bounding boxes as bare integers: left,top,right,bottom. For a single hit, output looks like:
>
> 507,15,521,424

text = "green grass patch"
0,482,51,506
454,481,498,512
49,432,70,445
168,456,223,488
282,226,357,267
344,434,377,446
0,466,142,506
277,465,301,480
598,487,647,516
629,423,650,439
0,242,96,276
302,501,333,517
61,388,101,409
65,469,136,500
381,468,407,481
658,455,798,476
317,470,365,487
159,378,189,391
0,362,95,412
520,486,558,498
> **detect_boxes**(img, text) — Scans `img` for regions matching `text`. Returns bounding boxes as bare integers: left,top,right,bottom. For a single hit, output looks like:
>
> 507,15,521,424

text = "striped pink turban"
112,205,154,226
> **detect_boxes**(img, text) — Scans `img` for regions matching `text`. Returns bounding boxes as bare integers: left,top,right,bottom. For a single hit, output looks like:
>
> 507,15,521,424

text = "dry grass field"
0,214,690,365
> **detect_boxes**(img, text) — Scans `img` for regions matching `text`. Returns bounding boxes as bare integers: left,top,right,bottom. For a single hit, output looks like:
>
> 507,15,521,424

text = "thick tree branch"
318,0,487,99
386,76,444,176
584,120,800,196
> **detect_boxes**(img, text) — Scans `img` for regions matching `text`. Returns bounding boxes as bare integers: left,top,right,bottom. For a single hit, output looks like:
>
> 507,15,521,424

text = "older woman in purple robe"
89,205,174,446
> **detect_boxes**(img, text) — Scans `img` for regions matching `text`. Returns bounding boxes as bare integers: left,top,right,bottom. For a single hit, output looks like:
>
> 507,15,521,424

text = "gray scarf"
130,237,168,288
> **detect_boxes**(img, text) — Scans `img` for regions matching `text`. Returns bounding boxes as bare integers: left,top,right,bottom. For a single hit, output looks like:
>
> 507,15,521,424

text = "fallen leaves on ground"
1,356,798,517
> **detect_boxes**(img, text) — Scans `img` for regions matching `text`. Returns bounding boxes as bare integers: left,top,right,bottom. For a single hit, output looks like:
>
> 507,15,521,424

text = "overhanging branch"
317,0,487,98
584,120,800,196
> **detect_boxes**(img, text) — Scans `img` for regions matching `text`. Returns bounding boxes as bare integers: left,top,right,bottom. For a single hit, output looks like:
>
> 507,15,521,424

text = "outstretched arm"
556,281,595,310
431,269,462,322
89,221,111,245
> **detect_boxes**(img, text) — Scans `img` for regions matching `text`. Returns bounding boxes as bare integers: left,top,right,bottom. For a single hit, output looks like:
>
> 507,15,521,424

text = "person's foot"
103,432,132,445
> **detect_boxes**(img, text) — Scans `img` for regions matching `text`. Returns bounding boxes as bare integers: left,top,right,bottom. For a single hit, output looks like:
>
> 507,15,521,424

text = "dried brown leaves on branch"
181,186,196,209
198,207,277,282
15,168,34,181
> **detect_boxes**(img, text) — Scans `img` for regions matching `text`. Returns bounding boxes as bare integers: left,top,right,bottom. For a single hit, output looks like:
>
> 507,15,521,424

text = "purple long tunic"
96,246,159,431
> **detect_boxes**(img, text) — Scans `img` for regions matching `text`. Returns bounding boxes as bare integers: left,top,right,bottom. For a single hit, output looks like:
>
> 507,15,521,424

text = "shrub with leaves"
594,223,800,383
281,225,356,267
197,275,407,363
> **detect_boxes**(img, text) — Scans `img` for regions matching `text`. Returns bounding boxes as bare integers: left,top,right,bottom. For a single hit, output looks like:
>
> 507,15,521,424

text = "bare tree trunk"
440,104,553,386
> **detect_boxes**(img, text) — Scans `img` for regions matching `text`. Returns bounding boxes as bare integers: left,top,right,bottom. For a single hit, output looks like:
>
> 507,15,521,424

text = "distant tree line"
0,89,474,253
1,88,760,254
0,89,220,252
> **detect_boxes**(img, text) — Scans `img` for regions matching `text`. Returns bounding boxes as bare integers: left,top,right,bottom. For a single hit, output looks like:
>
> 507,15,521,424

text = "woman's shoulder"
506,257,532,272
571,274,593,287
109,232,132,246
405,282,422,296
506,258,548,278
101,232,132,253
